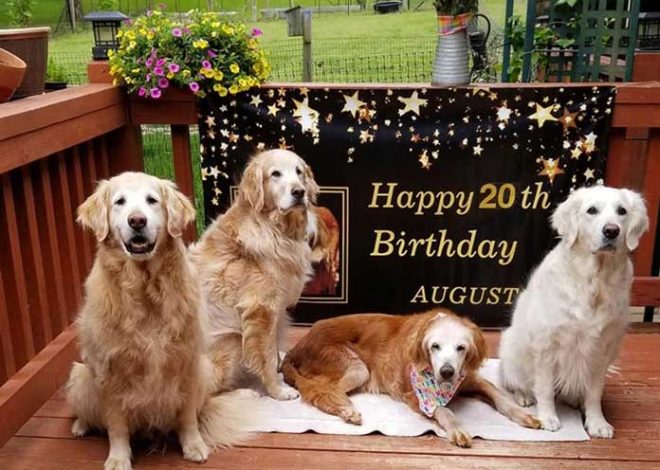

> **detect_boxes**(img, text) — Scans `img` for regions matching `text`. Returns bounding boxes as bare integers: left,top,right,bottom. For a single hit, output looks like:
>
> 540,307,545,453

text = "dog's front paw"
340,409,362,425
104,457,132,470
182,438,210,463
585,416,614,439
521,413,543,429
513,391,536,408
447,428,472,448
269,383,300,401
71,419,88,437
539,414,562,432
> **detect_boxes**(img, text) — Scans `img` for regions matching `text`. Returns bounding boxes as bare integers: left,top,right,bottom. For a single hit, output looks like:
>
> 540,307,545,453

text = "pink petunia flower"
207,50,218,58
146,73,152,81
158,78,169,88
153,66,164,76
189,82,200,92
251,27,263,37
145,57,154,68
168,63,180,73
150,88,162,99
172,28,183,37
138,87,147,97
156,58,165,67
202,60,212,69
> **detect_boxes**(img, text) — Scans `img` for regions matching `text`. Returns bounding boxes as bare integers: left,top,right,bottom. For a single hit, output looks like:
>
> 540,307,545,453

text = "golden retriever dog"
305,206,340,296
499,186,649,438
66,172,258,470
282,309,542,447
192,149,319,400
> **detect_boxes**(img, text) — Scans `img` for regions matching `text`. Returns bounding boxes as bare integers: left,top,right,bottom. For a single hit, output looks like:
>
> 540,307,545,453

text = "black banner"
198,85,615,327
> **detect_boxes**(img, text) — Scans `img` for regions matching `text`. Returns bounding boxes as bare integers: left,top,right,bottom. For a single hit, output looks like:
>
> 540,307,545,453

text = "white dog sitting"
499,186,649,438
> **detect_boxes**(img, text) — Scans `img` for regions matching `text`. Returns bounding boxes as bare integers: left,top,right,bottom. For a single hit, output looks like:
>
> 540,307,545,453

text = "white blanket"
240,359,589,441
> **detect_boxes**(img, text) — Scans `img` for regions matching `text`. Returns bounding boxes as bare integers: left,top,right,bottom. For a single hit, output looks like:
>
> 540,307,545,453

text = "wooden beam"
632,277,660,307
0,326,77,449
171,124,197,242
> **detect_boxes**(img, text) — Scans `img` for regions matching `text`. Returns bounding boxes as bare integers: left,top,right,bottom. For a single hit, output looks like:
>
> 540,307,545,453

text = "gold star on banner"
299,87,309,96
277,98,286,108
209,166,220,179
398,91,428,116
207,129,216,139
249,95,263,107
496,102,512,123
228,133,239,143
529,103,558,127
277,88,286,96
583,132,597,154
559,108,577,131
205,116,216,127
489,92,498,101
570,146,582,159
419,150,431,170
359,130,374,144
538,158,565,184
342,91,366,117
292,98,320,134
411,134,421,143
584,168,595,180
267,104,279,116
473,144,483,156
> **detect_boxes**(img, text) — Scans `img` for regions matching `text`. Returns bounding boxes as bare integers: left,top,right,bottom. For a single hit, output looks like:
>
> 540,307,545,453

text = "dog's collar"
409,364,466,418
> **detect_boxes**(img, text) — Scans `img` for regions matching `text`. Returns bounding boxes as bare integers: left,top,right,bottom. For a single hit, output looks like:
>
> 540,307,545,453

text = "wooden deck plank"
0,436,657,470
2,330,660,467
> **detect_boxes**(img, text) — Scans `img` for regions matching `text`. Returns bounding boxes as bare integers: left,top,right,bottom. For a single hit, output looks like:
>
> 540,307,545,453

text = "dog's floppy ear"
551,189,582,247
464,320,488,371
162,180,196,238
303,162,319,205
621,189,649,251
239,157,265,212
77,180,110,241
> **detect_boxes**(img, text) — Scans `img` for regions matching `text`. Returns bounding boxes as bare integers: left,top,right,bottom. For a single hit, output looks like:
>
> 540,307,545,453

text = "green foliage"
506,15,577,82
433,0,478,16
97,0,118,10
46,57,69,82
109,7,270,99
8,0,34,28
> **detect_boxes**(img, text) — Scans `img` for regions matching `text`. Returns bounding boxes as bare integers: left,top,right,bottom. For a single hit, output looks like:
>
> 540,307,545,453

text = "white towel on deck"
238,359,589,441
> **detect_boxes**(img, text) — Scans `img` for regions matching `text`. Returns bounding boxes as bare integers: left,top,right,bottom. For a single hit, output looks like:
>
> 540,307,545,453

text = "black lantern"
83,11,129,60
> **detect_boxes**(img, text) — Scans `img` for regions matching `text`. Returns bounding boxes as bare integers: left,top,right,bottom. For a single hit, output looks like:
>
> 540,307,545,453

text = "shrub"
8,0,34,28
108,7,270,99
433,0,478,16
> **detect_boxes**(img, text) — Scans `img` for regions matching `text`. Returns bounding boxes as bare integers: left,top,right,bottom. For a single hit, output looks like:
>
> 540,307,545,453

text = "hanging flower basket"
108,7,270,100
431,12,472,86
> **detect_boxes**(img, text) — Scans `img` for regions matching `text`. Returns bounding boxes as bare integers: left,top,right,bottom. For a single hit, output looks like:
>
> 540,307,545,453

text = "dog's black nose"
128,212,147,230
440,365,455,381
291,188,305,199
603,224,620,240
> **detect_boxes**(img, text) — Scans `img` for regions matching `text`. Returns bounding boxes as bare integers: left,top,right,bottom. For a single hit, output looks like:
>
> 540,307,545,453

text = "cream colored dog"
499,186,649,438
192,149,319,401
66,172,257,470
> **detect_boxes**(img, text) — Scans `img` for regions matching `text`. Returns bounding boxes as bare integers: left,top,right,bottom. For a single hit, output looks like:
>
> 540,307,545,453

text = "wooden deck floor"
1,329,660,469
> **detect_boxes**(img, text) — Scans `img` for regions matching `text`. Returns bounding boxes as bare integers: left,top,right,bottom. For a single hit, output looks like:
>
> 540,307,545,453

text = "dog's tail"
198,389,264,449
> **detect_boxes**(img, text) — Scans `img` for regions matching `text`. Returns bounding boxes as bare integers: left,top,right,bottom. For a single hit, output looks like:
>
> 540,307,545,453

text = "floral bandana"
409,364,466,418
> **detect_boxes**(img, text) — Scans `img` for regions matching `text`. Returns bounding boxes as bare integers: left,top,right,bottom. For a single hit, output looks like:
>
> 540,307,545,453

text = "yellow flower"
212,21,220,28
131,68,140,73
230,63,239,74
238,78,247,88
116,30,123,38
112,78,118,86
108,49,115,57
222,24,235,35
211,31,218,38
218,87,228,97
147,31,155,40
167,72,174,79
201,68,215,78
248,39,257,49
182,70,191,77
193,39,209,49
213,70,224,81
229,85,238,94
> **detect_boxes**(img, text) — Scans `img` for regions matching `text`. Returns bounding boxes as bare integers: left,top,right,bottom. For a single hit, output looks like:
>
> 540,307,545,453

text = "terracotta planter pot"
0,27,50,99
0,48,26,102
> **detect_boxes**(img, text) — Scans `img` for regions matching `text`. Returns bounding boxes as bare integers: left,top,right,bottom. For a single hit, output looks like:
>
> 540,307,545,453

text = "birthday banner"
198,85,615,327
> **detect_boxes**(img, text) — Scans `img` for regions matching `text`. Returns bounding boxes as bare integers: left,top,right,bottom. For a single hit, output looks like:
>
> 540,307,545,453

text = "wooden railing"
0,84,143,445
0,78,659,448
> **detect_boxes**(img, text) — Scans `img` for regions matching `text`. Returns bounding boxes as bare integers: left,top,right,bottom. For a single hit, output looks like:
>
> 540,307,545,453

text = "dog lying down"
282,309,541,447
66,172,260,470
499,186,649,438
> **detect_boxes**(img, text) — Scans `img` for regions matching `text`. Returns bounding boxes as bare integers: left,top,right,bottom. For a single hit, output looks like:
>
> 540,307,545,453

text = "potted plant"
431,0,478,86
0,0,50,99
108,7,270,100
45,57,69,91
0,48,27,102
